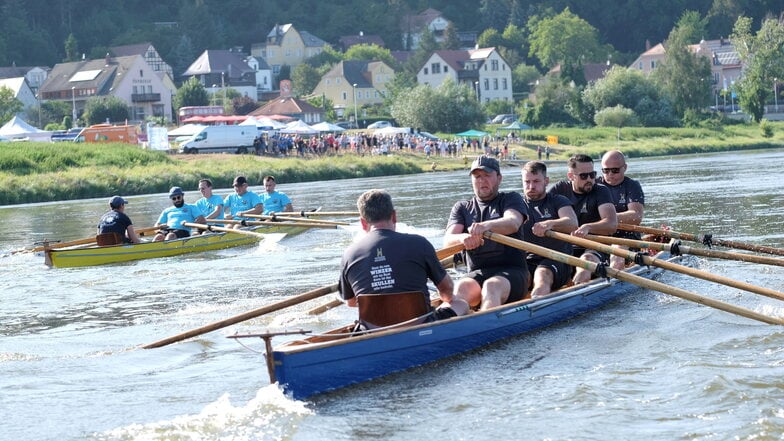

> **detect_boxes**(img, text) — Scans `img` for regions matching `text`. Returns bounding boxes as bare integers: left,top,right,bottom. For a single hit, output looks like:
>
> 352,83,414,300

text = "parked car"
367,120,392,129
335,121,358,130
51,127,83,142
501,116,517,124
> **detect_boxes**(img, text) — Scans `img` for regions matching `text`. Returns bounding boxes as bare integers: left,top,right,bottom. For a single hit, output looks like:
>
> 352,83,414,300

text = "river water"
2,150,783,440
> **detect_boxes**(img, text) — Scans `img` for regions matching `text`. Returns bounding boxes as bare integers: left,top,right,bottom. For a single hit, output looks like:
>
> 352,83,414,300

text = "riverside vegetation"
1,122,782,206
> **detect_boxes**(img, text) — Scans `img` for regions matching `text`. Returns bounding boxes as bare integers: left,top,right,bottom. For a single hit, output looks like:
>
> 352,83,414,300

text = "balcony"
131,93,161,102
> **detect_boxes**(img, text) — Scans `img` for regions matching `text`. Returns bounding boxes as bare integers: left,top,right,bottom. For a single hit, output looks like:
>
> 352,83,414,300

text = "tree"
82,96,130,125
291,63,322,97
64,33,79,62
442,22,461,50
652,11,713,119
477,28,503,49
174,77,209,110
583,66,675,127
390,79,484,133
522,78,582,127
344,44,396,67
594,105,638,140
527,8,604,69
731,16,784,122
0,86,23,125
307,94,337,122
232,95,257,115
512,64,540,97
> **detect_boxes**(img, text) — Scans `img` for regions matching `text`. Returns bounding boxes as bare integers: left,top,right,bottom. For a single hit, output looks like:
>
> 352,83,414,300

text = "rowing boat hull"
45,224,303,268
272,252,679,399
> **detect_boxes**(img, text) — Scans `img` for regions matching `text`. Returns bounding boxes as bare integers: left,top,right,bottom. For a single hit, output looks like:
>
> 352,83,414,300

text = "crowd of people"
99,175,295,241
338,150,644,324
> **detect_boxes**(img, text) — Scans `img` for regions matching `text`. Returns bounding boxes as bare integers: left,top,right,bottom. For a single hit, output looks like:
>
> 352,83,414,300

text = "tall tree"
174,77,209,110
0,86,23,125
653,11,714,119
82,96,130,125
442,22,461,50
291,63,322,97
64,33,79,62
390,79,484,133
731,15,784,122
527,8,604,69
344,44,396,67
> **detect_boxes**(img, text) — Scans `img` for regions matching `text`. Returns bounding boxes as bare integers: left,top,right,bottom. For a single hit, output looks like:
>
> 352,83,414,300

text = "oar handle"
297,211,358,217
483,231,784,326
142,283,339,348
244,213,350,226
618,223,784,257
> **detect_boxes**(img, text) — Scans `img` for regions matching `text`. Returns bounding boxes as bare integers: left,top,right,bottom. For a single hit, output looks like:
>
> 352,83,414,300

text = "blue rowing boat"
234,248,679,400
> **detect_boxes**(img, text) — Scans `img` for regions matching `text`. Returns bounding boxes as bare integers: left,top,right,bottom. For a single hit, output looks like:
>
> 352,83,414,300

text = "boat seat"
96,232,123,246
357,291,431,330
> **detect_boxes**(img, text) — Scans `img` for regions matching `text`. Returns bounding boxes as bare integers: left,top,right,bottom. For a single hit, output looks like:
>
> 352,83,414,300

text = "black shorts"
163,229,190,239
465,265,528,304
573,247,608,264
527,257,571,291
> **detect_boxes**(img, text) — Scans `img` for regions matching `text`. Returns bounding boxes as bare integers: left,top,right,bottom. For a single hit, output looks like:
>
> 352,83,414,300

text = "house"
250,24,329,77
630,38,742,100
0,77,38,120
182,49,270,100
338,32,385,51
401,8,450,50
416,47,513,103
38,54,173,123
110,42,177,99
311,60,395,120
0,65,49,94
249,81,324,124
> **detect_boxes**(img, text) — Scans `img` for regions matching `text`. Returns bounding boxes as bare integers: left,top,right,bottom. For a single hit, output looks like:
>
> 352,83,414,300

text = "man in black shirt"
97,196,141,244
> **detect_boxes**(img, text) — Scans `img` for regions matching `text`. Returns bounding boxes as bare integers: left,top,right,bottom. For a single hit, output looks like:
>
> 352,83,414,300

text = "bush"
760,118,773,138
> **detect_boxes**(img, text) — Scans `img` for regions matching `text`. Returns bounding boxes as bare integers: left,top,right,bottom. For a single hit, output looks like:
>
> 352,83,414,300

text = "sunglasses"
602,167,622,174
171,195,183,201
233,183,245,187
576,171,597,180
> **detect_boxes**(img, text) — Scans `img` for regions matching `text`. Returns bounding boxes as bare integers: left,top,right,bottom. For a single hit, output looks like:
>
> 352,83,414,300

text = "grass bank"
1,122,782,205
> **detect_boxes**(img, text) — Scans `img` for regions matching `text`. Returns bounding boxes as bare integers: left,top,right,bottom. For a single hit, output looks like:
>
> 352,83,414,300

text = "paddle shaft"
618,223,784,257
244,213,349,226
27,226,161,253
142,283,339,349
484,232,784,326
546,231,784,303
183,222,270,239
206,219,338,229
306,242,466,315
296,211,357,217
584,234,784,268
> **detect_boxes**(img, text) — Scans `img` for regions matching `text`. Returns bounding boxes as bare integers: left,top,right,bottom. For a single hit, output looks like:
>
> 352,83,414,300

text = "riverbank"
2,122,783,205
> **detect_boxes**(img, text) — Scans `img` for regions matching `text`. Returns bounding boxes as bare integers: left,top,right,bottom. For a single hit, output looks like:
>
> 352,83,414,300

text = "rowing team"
97,175,294,243
340,151,642,320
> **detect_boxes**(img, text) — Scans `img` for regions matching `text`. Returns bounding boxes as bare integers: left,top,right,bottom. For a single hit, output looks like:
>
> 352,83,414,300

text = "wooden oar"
244,213,350,226
295,210,358,217
142,283,339,349
546,231,784,303
205,219,339,229
483,231,784,326
306,242,466,315
183,222,277,239
618,223,784,257
584,234,784,268
20,226,162,253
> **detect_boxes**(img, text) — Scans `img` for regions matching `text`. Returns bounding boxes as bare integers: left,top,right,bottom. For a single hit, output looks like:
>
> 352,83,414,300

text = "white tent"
0,116,52,142
310,121,346,132
280,120,318,135
239,116,286,130
374,126,411,136
167,124,206,137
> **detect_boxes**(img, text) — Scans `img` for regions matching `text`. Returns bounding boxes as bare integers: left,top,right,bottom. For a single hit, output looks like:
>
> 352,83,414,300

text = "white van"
179,125,257,154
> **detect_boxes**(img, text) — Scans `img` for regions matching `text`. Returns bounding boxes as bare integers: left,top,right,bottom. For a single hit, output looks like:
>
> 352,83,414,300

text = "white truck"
179,125,257,154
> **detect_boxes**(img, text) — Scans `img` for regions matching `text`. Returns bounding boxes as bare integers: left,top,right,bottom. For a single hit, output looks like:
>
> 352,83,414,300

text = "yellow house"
311,60,395,121
251,24,328,78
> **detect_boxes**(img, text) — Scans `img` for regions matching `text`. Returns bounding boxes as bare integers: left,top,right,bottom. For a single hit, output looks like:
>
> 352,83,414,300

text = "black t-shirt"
447,192,528,271
596,176,645,239
522,193,574,256
339,229,447,302
97,210,132,239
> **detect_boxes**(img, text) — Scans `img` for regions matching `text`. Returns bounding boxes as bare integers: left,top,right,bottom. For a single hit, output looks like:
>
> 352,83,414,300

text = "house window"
134,106,146,120
336,78,341,84
326,79,330,85
502,78,508,90
273,65,281,74
424,67,429,75
342,91,347,100
140,70,143,77
444,66,448,73
365,91,369,98
650,60,656,69
431,63,441,74
491,60,499,71
286,49,291,57
493,78,498,90
484,79,489,90
638,62,643,70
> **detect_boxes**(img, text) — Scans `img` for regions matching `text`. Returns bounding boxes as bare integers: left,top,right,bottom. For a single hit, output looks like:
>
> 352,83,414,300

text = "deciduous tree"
0,86,23,125
82,96,130,125
174,77,209,110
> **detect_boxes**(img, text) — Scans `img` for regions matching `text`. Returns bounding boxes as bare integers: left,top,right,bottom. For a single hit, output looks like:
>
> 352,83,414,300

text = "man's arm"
573,203,618,237
617,201,644,225
435,275,454,304
532,206,578,237
126,225,141,244
467,208,524,237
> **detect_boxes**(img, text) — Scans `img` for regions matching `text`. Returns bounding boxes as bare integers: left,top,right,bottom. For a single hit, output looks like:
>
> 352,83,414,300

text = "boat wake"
95,385,312,441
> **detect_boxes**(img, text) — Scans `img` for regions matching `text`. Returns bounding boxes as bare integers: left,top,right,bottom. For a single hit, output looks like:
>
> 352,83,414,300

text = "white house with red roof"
416,47,513,103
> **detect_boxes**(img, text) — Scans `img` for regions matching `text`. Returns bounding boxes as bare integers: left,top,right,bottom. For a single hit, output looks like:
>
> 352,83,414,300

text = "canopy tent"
310,121,346,132
374,126,411,136
0,116,52,142
454,129,489,138
240,116,287,130
498,121,531,131
280,120,318,135
167,124,206,138
181,115,247,125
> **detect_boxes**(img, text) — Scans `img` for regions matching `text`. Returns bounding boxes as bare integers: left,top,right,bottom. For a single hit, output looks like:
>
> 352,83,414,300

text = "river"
1,149,783,440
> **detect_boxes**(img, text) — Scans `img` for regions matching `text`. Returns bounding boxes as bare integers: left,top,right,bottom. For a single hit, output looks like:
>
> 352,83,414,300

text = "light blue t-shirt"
195,194,225,220
259,190,292,215
156,204,203,231
224,191,263,220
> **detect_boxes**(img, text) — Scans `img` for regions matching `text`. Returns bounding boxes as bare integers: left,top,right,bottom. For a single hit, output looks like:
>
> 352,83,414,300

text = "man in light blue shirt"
224,175,263,228
259,175,293,215
195,178,224,220
154,186,206,241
